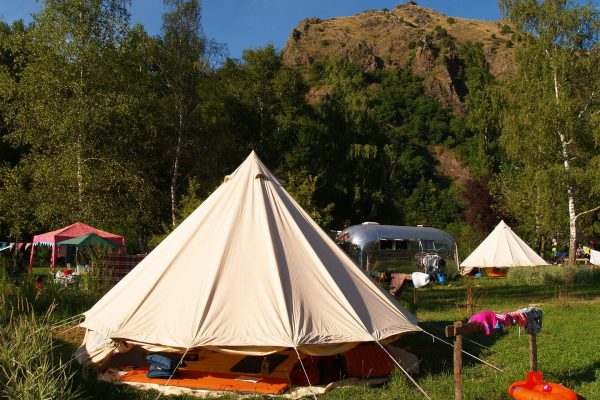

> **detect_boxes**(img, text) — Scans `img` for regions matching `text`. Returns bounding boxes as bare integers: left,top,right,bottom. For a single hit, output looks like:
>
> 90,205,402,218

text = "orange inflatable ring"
509,371,577,400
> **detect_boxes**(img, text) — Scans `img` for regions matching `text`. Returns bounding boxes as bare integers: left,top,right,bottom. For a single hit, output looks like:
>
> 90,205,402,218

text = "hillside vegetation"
283,4,519,114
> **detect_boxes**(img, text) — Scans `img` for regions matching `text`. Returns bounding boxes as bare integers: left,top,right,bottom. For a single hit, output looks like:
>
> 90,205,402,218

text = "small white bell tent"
460,220,549,275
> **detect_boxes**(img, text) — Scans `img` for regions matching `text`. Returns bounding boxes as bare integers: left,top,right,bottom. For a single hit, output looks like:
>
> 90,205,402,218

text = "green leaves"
498,0,600,254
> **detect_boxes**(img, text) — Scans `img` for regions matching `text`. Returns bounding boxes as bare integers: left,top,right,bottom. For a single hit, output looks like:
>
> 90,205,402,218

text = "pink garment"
496,313,512,329
497,312,523,329
507,311,526,327
468,310,500,336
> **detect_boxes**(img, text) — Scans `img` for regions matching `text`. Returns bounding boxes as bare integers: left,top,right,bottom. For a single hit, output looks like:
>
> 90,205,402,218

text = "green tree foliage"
283,62,462,229
457,41,505,179
0,0,160,247
499,0,600,261
285,169,334,228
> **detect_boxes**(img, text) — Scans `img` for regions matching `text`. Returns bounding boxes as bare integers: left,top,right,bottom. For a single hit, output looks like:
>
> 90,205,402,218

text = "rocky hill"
282,3,517,114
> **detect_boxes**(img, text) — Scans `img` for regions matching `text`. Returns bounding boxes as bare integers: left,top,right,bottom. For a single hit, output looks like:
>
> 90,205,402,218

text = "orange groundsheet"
118,367,289,395
487,267,508,277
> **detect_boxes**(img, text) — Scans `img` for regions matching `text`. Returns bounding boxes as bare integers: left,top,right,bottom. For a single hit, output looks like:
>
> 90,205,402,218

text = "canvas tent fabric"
460,220,549,275
78,151,421,366
29,222,126,271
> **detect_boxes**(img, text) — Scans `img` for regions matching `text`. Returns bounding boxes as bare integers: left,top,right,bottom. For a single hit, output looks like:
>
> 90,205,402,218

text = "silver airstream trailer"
336,222,460,275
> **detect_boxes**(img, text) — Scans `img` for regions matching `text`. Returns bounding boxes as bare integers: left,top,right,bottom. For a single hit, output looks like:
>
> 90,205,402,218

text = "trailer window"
395,240,408,249
380,239,394,250
380,239,408,250
420,239,436,251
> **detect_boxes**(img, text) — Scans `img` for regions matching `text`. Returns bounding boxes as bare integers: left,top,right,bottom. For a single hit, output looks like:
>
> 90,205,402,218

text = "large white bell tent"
76,151,423,396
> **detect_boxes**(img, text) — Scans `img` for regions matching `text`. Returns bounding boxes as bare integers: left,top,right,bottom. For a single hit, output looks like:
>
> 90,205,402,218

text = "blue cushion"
147,365,178,379
146,354,177,371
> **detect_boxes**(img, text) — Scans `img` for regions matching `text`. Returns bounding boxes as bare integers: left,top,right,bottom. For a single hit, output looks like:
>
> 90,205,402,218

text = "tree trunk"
12,234,20,275
77,138,83,206
170,96,184,227
540,237,546,258
553,69,577,264
77,33,84,209
567,184,577,264
138,231,147,254
534,180,541,254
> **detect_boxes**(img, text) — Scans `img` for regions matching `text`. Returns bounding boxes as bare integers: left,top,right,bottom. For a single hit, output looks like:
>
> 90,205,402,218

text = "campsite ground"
5,265,600,400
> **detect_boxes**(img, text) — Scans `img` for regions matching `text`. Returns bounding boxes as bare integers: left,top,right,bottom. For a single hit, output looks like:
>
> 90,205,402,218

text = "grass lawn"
324,275,600,400
51,270,600,400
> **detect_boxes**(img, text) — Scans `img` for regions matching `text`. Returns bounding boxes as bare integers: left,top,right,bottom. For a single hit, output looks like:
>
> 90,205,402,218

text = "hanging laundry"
507,311,527,328
468,310,501,336
520,307,543,334
389,273,410,296
496,311,526,330
495,313,513,329
590,249,600,266
412,272,430,289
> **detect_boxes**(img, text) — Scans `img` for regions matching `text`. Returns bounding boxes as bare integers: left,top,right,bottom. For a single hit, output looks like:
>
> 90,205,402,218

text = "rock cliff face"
282,4,517,114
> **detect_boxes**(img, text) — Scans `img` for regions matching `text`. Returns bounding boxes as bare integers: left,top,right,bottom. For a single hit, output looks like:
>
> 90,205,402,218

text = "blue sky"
0,0,583,59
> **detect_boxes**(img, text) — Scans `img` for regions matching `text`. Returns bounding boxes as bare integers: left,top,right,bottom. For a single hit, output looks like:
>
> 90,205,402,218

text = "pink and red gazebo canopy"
29,222,126,271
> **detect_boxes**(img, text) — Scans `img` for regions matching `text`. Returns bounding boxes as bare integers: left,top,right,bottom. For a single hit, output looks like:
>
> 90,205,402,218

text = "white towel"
411,272,430,288
591,249,600,266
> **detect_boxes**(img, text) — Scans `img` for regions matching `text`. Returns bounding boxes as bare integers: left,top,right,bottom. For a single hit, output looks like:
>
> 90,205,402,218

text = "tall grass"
82,254,115,296
0,294,83,400
507,265,600,286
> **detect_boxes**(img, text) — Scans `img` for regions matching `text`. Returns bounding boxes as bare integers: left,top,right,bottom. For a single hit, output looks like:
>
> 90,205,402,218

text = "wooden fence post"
529,333,537,371
445,321,484,400
466,285,474,315
453,321,463,400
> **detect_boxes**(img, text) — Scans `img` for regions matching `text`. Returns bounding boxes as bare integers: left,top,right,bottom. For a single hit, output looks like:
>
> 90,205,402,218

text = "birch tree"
499,0,600,263
156,0,209,227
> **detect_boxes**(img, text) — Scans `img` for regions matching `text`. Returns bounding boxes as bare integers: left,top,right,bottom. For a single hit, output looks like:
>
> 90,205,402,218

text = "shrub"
82,257,114,297
447,17,457,25
501,24,513,34
434,25,448,37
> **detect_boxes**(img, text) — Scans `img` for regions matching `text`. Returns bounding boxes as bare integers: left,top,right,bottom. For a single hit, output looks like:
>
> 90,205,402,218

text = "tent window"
420,240,436,251
380,239,408,250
